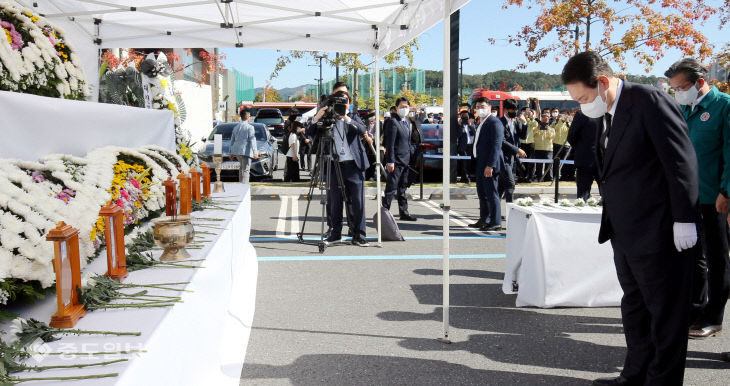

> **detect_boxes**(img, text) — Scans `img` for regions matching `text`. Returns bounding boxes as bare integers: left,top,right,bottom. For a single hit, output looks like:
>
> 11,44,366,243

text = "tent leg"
375,55,382,247
439,0,452,344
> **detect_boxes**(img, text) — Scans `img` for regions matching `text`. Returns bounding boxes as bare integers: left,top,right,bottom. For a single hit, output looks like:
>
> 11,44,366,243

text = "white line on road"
290,196,300,236
417,200,494,237
276,195,290,238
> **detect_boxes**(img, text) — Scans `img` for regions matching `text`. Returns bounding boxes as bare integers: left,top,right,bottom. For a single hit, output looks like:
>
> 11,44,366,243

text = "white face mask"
551,112,559,118
580,83,609,118
397,107,409,118
675,83,699,105
476,108,490,118
491,112,498,117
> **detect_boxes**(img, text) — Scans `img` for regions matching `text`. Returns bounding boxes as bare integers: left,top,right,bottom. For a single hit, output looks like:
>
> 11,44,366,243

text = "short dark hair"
395,97,410,106
332,81,349,92
503,99,518,110
290,120,302,134
389,106,397,112
664,58,708,84
561,51,614,88
427,112,434,117
473,97,488,106
240,109,251,119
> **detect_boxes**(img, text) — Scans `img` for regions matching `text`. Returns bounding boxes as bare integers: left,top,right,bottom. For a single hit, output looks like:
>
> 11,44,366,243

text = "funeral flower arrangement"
0,1,88,99
0,146,189,309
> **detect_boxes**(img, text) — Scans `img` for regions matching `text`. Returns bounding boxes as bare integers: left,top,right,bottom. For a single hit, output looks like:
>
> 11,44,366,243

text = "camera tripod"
297,129,353,253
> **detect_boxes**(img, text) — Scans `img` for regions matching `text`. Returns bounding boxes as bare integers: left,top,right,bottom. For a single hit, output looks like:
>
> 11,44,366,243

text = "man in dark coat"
563,51,700,386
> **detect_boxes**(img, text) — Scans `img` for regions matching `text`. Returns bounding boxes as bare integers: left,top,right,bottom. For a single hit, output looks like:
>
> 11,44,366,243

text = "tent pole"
375,55,382,246
439,0,452,344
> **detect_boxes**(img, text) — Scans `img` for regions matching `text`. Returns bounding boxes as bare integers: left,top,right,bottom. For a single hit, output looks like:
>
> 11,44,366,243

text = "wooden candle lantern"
99,203,128,280
46,222,86,328
177,173,192,215
201,163,211,198
162,177,177,216
190,168,202,203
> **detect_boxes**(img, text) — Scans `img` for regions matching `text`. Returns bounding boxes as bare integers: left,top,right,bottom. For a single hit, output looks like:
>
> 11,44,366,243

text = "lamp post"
458,57,469,104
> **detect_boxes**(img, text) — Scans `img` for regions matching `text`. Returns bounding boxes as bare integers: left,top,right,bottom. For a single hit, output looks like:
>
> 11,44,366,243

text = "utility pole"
335,52,340,82
458,57,469,104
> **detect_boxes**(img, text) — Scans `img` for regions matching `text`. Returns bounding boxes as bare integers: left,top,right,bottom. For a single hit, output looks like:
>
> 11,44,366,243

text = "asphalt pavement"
240,180,730,386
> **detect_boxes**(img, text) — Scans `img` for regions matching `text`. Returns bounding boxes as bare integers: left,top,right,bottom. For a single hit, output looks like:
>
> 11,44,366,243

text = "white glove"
673,222,697,252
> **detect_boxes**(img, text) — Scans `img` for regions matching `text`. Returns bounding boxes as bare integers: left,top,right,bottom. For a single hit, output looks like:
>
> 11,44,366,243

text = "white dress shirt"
473,119,487,156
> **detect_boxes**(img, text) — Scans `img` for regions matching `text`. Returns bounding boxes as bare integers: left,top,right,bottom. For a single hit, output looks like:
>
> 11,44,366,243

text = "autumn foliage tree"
497,0,717,72
254,87,282,102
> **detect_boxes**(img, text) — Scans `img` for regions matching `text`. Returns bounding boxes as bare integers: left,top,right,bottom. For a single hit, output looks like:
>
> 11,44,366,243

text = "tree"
496,0,716,72
269,39,420,104
254,88,281,102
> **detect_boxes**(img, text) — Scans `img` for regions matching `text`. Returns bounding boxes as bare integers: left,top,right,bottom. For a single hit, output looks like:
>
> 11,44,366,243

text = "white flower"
559,199,573,207
587,197,600,207
6,317,26,344
0,288,9,305
81,273,96,288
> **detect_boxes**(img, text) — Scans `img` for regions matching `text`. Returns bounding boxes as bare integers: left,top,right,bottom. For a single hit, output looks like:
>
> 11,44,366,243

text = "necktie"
600,113,612,157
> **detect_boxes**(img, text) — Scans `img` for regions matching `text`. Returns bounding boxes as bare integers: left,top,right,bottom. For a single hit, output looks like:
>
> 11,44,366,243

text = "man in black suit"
383,97,416,221
562,51,700,386
471,97,504,231
457,110,476,184
498,98,527,202
566,109,601,201
310,90,371,247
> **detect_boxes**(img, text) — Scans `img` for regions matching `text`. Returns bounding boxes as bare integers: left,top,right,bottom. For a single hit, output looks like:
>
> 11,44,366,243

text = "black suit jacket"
597,81,699,255
384,116,413,166
475,115,504,174
307,116,370,172
567,110,600,170
456,123,477,154
499,117,525,165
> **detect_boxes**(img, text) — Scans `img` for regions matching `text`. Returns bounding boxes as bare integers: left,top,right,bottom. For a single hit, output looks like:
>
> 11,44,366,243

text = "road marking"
418,200,498,237
259,253,506,262
275,195,299,239
290,196,300,236
250,235,505,243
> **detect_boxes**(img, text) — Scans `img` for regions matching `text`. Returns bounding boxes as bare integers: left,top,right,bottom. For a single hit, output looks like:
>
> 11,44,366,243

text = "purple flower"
31,172,45,183
1,20,24,50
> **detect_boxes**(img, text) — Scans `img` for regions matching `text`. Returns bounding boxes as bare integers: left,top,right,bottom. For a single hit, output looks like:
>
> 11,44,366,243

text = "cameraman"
310,90,370,247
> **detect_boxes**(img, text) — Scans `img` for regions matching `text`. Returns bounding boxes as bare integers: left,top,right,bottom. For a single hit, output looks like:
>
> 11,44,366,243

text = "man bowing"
562,51,700,386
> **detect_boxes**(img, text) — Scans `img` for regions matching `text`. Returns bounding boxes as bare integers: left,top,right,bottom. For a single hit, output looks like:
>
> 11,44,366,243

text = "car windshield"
421,124,443,140
207,123,237,141
254,125,268,141
255,117,283,125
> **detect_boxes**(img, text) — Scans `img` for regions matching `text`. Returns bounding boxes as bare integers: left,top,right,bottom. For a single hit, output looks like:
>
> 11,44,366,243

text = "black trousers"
695,204,730,326
553,143,574,180
327,160,365,239
534,150,552,181
382,164,409,216
476,170,500,226
575,166,599,201
299,143,312,170
519,143,535,181
498,161,515,203
457,150,472,183
284,157,300,182
612,242,693,385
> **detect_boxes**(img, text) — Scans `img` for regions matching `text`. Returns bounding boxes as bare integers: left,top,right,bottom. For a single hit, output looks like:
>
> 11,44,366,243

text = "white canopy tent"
21,0,470,341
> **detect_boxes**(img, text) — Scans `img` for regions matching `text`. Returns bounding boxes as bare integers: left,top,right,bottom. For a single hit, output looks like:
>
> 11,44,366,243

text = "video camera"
316,94,349,130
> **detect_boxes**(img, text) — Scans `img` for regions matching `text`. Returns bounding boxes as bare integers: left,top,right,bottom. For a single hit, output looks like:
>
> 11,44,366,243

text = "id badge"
339,146,346,156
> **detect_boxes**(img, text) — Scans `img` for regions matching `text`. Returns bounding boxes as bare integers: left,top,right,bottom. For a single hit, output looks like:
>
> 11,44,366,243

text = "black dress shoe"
400,214,417,221
689,324,722,339
346,228,354,237
592,376,631,385
352,237,370,247
721,352,730,362
468,221,486,228
480,224,502,232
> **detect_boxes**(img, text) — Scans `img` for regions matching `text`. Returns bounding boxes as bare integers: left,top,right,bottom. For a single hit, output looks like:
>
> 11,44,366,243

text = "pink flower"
120,189,130,200
31,173,45,183
1,20,23,50
130,179,141,189
116,199,124,207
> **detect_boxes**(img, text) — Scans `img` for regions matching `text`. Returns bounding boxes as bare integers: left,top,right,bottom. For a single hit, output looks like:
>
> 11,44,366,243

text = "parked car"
419,123,445,171
198,122,278,179
253,108,286,145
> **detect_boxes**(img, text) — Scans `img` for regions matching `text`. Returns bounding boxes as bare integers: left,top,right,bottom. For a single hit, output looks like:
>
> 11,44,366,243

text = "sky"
221,0,729,90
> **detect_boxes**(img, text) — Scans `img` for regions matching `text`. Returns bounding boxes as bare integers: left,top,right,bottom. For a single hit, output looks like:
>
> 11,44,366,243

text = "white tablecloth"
503,203,622,308
5,184,257,385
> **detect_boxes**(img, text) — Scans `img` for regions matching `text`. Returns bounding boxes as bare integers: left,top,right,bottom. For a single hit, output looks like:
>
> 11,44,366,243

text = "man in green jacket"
666,59,730,346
